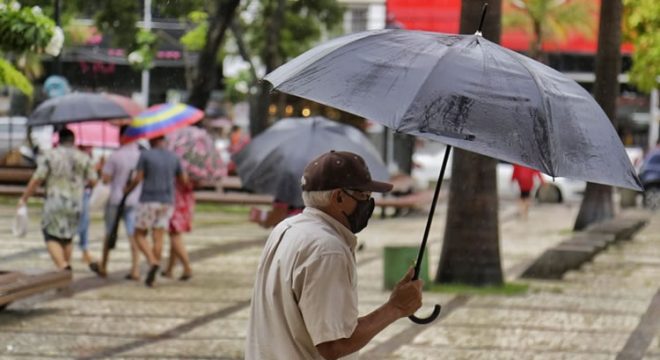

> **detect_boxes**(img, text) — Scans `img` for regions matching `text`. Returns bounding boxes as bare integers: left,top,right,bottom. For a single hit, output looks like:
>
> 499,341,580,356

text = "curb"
520,216,649,279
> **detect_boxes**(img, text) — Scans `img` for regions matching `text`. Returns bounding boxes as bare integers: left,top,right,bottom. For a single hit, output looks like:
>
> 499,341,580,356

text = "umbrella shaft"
413,145,452,280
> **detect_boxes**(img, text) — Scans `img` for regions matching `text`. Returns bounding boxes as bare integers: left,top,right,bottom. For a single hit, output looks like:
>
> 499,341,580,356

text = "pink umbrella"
104,94,144,125
66,121,120,148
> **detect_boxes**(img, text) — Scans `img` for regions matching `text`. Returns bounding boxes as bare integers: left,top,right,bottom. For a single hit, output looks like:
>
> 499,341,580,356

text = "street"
1,198,659,359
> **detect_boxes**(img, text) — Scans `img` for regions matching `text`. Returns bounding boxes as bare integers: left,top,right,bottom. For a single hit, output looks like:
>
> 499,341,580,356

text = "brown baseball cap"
301,151,393,192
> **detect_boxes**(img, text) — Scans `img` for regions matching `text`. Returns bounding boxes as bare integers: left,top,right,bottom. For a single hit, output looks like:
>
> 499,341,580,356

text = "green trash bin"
383,246,430,290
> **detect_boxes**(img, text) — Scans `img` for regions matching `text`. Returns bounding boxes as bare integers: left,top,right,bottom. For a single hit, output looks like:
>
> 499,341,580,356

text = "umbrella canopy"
166,126,226,183
121,103,204,143
233,116,389,208
28,92,132,126
66,121,119,148
265,29,642,191
104,94,144,125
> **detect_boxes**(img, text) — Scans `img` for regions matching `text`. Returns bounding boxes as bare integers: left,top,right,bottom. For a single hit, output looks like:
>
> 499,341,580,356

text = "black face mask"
342,191,375,234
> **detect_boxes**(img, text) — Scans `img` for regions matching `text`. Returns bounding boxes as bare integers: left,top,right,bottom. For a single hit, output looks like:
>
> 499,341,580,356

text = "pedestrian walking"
76,145,101,274
161,124,226,281
161,179,194,281
18,128,97,271
125,135,187,287
511,163,544,220
245,151,423,360
99,126,143,279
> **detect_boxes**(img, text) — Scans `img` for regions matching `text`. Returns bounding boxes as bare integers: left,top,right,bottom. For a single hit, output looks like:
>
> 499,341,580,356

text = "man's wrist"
383,300,405,319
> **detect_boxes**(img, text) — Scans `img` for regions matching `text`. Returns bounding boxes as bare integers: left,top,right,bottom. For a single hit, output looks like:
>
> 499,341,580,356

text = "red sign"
386,0,633,54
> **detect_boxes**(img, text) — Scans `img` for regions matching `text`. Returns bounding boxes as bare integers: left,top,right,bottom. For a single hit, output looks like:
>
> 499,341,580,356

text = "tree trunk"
436,0,503,286
249,0,286,137
187,0,241,111
573,0,622,231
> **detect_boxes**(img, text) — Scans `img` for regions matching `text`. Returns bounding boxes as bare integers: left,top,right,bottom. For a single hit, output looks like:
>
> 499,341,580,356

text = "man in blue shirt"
125,135,187,287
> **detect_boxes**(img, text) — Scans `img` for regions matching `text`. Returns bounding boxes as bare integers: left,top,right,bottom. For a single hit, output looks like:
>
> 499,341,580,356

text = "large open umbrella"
233,116,389,208
166,126,226,184
121,103,204,143
66,121,120,148
28,92,134,126
264,24,642,323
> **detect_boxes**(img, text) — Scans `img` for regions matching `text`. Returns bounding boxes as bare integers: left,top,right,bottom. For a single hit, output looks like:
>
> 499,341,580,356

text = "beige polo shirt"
245,207,359,360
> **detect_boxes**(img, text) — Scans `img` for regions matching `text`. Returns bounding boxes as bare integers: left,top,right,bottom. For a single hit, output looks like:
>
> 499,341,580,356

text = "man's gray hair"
302,190,334,208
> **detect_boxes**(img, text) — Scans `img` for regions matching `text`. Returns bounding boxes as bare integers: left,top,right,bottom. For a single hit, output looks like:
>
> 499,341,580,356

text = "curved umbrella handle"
406,145,454,325
409,305,441,324
407,264,442,324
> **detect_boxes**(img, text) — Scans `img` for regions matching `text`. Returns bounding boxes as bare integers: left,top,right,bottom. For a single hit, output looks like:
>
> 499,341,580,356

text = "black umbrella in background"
233,116,389,208
264,6,641,325
28,92,132,126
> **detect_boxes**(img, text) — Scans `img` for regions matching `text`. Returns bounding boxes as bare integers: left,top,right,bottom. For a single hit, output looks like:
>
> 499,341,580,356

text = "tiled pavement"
1,198,659,359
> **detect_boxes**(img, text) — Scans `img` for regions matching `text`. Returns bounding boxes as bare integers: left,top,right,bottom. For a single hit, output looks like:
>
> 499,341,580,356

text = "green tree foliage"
503,0,596,60
0,1,63,96
153,0,206,19
0,2,56,53
624,0,660,92
94,0,140,48
0,58,33,95
246,0,343,69
180,11,210,52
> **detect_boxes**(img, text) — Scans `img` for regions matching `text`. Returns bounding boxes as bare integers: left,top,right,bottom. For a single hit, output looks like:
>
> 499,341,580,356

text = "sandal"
145,265,159,287
179,273,192,281
89,262,104,277
124,274,139,281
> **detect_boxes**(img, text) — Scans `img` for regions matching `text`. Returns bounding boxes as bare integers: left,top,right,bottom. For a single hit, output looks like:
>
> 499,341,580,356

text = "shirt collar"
304,207,357,252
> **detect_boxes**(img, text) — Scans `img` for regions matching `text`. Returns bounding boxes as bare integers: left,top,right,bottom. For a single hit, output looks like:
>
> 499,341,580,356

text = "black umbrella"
28,92,132,126
233,116,389,208
264,12,642,324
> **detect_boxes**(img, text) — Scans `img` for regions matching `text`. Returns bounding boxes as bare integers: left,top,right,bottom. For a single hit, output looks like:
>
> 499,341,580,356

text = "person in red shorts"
511,164,544,220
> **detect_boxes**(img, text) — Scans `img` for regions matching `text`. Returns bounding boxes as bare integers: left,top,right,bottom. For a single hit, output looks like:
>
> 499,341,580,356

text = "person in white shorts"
125,136,187,287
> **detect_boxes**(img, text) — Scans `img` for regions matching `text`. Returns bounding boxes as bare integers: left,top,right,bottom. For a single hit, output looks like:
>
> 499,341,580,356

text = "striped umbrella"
121,103,204,143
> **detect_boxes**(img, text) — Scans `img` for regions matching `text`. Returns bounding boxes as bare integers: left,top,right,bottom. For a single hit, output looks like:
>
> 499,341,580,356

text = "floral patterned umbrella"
166,126,226,184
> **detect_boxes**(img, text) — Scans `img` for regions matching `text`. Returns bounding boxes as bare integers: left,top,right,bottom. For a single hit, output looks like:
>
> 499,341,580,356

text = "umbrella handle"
406,144,453,325
409,305,441,324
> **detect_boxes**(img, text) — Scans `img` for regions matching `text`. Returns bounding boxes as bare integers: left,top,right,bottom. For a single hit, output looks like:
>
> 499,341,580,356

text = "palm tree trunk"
436,0,503,286
187,0,241,110
573,0,622,231
249,0,286,137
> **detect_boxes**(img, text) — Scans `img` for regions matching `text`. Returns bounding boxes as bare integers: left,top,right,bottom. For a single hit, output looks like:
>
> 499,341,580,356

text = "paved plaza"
1,197,660,359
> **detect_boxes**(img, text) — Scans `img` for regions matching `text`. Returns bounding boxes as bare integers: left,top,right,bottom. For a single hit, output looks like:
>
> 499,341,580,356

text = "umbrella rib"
397,34,480,133
487,40,558,175
269,30,387,90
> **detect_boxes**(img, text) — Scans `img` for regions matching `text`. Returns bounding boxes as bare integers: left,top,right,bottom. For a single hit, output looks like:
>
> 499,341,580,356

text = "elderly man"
19,128,97,271
245,150,423,360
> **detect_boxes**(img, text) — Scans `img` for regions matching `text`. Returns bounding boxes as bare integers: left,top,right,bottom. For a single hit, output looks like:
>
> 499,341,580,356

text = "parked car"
411,140,586,203
639,149,660,209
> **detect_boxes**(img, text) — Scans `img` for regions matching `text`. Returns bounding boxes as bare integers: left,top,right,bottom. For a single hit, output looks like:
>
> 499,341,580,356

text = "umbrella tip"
477,2,488,33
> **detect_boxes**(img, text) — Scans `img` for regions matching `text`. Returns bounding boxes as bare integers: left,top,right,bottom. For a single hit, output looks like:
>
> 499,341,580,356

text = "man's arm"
18,177,43,207
101,173,112,185
124,170,144,195
177,172,190,187
316,268,423,360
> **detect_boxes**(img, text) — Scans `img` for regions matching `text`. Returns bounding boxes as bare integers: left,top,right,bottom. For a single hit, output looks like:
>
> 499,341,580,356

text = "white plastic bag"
12,205,28,238
88,182,111,211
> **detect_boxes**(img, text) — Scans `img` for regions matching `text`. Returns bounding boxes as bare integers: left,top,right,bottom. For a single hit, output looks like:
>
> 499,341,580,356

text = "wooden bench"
195,190,274,205
0,270,72,311
0,167,34,184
